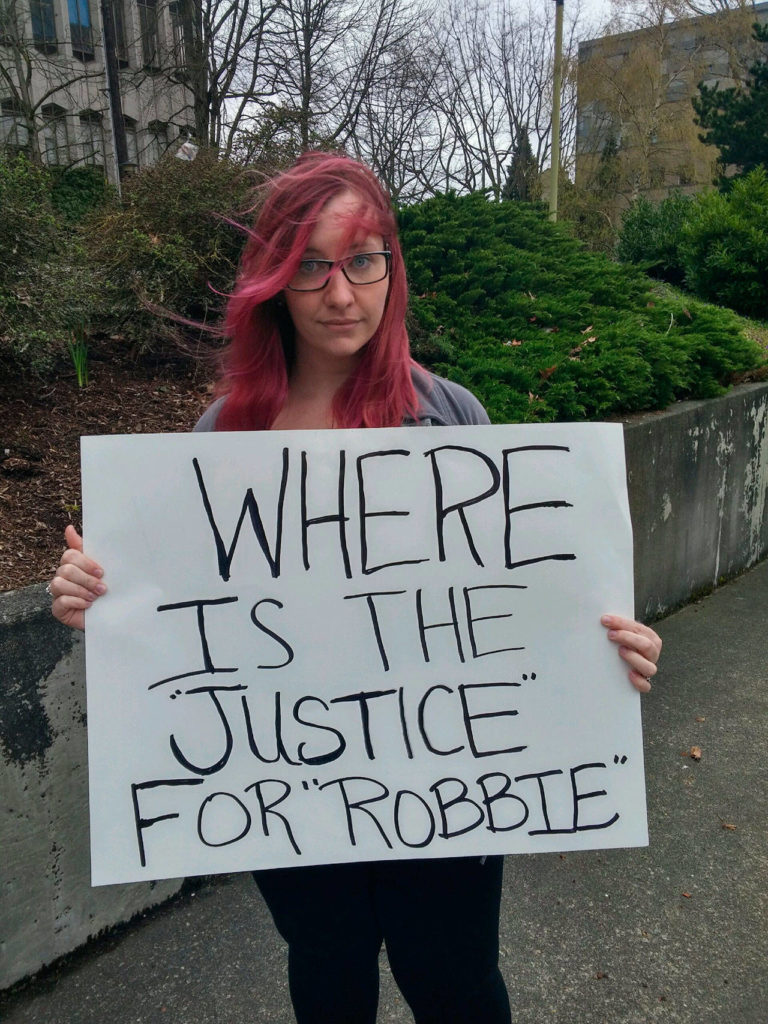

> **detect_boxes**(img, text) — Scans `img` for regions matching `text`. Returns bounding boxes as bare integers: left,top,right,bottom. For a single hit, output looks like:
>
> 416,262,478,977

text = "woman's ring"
45,582,53,597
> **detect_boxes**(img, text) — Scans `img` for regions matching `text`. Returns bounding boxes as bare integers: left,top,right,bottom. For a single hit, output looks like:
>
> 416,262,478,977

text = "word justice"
130,763,624,867
191,442,578,582
160,675,533,776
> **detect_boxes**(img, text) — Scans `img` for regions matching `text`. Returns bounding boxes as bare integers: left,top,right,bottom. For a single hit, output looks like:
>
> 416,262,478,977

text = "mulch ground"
0,349,214,592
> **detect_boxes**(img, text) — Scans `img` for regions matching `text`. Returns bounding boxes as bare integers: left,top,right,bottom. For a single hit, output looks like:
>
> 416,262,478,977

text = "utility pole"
549,0,564,221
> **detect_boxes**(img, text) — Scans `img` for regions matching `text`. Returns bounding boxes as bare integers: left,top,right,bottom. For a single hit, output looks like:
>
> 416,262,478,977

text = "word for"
130,762,624,867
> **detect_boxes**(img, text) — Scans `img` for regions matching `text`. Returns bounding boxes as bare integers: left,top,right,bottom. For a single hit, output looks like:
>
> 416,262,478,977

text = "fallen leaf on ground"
720,822,737,831
681,746,703,760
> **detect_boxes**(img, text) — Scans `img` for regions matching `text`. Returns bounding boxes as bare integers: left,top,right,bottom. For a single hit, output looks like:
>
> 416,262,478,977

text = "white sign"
82,424,646,886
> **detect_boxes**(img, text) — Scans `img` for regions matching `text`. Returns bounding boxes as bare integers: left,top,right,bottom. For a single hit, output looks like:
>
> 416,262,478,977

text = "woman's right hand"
49,525,107,631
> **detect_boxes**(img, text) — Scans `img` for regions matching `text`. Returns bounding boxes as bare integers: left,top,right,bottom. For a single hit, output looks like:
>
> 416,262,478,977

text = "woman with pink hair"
50,151,661,1023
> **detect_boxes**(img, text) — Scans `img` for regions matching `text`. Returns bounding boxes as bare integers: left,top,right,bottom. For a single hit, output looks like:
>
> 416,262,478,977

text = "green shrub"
50,166,113,222
616,192,692,285
85,152,253,355
678,168,768,320
399,192,763,423
0,154,97,375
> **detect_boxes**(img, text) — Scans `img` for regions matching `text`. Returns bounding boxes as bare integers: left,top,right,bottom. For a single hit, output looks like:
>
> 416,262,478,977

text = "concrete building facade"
0,0,196,182
575,1,768,210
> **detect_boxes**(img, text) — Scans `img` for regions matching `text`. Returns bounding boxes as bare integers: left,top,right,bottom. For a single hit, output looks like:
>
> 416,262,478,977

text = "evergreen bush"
678,168,768,320
616,192,692,286
50,166,113,223
399,192,763,423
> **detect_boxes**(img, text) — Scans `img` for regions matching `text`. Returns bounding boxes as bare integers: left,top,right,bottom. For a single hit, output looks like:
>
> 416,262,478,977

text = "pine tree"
693,22,768,181
502,128,540,202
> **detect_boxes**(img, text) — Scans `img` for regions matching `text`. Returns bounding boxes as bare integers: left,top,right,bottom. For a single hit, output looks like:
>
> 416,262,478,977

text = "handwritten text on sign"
82,424,646,885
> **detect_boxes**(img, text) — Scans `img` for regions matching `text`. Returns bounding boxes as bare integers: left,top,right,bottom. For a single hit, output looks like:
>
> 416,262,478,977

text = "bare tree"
260,0,425,153
579,0,766,204
420,0,582,199
132,0,284,154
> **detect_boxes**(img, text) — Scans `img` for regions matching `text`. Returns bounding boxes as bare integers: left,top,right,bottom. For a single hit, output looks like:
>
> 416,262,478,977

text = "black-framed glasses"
286,251,391,292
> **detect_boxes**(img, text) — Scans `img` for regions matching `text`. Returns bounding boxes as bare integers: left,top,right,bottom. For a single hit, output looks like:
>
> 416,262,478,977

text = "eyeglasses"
286,251,391,292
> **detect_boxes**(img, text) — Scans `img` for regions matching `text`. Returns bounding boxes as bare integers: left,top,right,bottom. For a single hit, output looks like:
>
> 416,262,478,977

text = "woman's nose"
323,267,355,306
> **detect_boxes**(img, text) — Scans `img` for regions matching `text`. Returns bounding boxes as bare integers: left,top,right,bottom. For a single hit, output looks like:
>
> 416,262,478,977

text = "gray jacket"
193,369,490,431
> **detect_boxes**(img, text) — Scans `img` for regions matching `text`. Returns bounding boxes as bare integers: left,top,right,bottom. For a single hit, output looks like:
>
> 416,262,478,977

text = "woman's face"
283,190,389,375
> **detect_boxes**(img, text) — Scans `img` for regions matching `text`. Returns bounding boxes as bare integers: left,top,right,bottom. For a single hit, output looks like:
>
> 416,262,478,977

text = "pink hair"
216,152,420,430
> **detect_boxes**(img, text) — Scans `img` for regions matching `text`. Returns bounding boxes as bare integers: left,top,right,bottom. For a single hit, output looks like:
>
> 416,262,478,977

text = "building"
575,1,768,212
0,0,196,182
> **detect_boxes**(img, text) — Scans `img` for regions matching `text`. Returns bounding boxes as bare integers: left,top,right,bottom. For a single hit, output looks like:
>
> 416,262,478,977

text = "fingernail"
608,630,618,639
601,615,613,626
94,568,103,578
95,583,107,595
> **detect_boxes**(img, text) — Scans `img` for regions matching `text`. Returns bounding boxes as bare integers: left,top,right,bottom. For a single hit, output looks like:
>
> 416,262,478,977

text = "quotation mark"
613,754,628,764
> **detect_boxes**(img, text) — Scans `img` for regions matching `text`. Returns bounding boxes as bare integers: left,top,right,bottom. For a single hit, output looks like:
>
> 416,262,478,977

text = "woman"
50,152,661,1024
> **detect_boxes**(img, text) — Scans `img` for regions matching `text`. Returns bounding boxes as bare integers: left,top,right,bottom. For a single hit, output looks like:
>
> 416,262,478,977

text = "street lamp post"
549,0,565,221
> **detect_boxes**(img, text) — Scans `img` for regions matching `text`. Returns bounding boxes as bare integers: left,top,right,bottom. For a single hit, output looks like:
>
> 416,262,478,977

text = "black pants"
254,855,511,1024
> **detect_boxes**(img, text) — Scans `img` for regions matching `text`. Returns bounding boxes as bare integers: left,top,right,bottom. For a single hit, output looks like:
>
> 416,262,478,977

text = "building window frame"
108,0,129,67
1,98,30,153
79,108,104,166
137,0,161,71
41,103,70,165
168,1,186,67
30,0,58,53
69,0,95,62
122,114,139,169
147,118,168,164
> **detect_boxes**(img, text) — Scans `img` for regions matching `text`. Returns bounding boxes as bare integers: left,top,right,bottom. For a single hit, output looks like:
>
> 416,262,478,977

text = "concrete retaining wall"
0,587,183,991
625,383,768,619
2,381,767,990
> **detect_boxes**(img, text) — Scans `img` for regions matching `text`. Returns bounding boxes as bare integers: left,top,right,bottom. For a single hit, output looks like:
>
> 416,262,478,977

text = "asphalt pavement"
2,560,767,1024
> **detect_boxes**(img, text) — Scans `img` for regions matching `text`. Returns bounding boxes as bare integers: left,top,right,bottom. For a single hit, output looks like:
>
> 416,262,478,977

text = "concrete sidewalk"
2,561,767,1024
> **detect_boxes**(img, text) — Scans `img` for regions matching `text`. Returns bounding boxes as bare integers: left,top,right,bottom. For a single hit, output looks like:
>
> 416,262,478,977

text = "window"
137,0,160,69
1,0,18,43
649,165,665,188
108,0,128,66
69,0,94,61
30,0,57,52
1,99,29,152
122,115,138,168
665,77,688,103
147,119,168,164
79,109,104,165
677,165,694,186
41,104,69,164
169,1,186,65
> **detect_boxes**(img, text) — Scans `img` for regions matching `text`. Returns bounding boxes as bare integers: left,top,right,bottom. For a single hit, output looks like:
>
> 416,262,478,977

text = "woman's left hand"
601,614,662,693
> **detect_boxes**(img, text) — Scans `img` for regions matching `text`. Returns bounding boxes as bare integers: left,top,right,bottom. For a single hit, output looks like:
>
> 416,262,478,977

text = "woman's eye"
299,260,321,275
351,254,372,269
